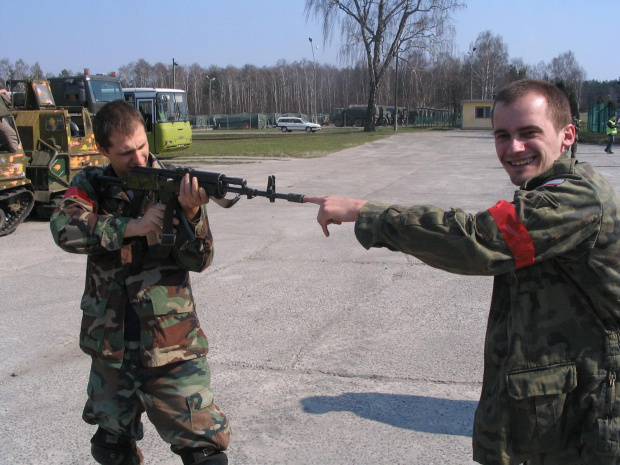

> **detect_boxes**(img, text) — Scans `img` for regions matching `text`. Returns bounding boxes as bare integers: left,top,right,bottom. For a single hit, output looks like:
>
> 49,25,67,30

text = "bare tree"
11,59,31,80
305,0,461,131
471,31,509,100
433,51,464,114
549,51,587,108
2,44,596,121
0,58,11,83
152,62,170,87
29,63,44,79
504,57,528,83
528,61,550,81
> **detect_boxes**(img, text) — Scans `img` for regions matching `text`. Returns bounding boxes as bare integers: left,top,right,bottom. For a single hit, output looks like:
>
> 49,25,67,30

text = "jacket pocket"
506,362,577,453
141,282,194,316
136,285,206,367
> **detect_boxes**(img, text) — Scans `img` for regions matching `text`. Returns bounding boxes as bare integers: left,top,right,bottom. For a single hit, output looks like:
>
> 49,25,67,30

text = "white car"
276,117,321,133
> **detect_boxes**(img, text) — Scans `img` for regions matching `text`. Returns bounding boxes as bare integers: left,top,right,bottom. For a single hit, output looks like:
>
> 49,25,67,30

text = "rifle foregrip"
286,193,305,203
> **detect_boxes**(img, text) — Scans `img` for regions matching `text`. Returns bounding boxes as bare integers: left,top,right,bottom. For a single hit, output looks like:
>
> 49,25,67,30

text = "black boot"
90,427,144,465
178,446,228,465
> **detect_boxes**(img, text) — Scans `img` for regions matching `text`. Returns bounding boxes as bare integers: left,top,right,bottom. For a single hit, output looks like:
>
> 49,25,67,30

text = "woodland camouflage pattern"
355,155,620,464
84,348,230,450
50,155,231,451
50,157,213,368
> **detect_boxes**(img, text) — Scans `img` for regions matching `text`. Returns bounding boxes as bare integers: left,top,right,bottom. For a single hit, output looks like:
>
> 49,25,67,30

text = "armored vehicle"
0,91,34,236
8,79,106,217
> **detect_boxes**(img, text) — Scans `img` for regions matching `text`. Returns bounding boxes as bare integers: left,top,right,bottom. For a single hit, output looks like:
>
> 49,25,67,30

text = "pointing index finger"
303,196,325,205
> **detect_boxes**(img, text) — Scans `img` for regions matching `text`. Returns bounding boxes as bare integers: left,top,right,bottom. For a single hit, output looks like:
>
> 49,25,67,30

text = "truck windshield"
89,80,124,103
156,92,188,122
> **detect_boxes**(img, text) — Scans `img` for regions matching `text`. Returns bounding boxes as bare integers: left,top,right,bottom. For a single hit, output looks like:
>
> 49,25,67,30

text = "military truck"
7,79,106,217
0,91,34,236
329,107,368,127
329,105,387,127
48,70,124,116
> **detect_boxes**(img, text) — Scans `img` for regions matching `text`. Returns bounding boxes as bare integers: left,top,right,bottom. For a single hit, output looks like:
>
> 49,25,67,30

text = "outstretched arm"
304,196,368,237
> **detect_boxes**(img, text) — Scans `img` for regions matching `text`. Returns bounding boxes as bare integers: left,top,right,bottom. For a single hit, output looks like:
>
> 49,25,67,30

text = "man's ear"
561,124,576,151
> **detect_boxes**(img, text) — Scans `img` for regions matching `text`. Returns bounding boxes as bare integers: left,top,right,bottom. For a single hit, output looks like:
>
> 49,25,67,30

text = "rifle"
94,166,306,255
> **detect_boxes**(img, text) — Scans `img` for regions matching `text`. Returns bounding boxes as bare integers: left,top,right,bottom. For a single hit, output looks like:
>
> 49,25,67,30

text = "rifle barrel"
225,185,305,203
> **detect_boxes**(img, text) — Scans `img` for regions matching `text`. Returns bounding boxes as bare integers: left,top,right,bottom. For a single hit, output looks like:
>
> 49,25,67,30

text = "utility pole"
393,51,399,131
206,75,216,117
309,37,317,123
172,58,179,88
467,47,476,99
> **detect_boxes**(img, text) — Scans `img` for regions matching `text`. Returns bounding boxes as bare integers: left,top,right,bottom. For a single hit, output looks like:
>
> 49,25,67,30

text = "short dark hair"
93,99,145,150
492,79,571,131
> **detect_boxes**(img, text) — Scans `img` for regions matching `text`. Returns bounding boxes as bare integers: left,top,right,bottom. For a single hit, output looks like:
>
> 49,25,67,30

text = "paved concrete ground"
0,132,617,464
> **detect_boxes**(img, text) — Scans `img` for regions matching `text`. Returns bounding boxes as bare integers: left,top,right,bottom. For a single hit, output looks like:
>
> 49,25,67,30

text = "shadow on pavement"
301,392,477,437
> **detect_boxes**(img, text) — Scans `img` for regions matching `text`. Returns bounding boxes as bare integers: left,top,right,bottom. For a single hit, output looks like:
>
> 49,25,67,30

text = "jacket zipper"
608,370,617,417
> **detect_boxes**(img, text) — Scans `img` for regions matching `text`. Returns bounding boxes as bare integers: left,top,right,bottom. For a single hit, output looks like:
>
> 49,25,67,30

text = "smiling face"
492,92,575,186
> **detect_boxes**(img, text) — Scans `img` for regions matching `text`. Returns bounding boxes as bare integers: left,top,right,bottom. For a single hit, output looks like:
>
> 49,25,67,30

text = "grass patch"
160,126,426,163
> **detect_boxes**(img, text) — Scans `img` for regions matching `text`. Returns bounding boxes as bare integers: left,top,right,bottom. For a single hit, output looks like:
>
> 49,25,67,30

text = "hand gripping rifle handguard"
94,166,306,256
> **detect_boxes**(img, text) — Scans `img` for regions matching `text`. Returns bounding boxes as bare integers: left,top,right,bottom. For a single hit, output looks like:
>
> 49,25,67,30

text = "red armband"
64,186,95,211
488,200,535,269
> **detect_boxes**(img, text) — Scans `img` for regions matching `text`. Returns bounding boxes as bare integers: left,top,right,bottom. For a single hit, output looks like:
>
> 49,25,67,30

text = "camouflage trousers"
83,345,231,455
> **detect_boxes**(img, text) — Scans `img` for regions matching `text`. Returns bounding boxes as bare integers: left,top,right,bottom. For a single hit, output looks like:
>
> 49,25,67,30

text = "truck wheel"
333,119,342,127
354,119,362,127
281,127,288,133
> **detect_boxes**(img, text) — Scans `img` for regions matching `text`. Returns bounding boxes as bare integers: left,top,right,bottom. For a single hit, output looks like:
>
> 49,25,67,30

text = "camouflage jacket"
50,156,214,368
355,156,620,463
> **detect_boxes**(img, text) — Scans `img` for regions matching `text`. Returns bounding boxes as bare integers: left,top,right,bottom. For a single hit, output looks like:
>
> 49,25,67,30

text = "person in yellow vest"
605,114,618,154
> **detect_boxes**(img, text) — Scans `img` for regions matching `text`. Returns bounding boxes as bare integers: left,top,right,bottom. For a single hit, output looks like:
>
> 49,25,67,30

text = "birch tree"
305,0,461,130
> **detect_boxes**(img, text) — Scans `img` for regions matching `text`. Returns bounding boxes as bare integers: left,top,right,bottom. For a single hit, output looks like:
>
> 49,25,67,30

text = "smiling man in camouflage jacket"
50,100,230,465
306,79,620,465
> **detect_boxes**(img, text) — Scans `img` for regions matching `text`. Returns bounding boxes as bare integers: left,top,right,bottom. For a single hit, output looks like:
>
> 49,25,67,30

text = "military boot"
90,427,144,465
178,446,228,465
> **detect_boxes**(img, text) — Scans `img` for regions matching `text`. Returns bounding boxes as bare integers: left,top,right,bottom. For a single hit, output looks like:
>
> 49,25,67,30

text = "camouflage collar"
521,154,577,191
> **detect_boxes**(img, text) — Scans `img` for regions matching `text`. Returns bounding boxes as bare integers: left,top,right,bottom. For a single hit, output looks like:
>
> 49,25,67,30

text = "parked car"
276,117,321,133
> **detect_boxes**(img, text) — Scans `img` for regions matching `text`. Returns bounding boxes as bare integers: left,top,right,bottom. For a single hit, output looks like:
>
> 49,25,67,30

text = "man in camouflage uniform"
50,100,230,465
305,79,620,464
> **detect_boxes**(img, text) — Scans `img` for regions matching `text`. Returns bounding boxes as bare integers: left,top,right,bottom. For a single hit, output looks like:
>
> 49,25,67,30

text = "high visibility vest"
607,119,618,135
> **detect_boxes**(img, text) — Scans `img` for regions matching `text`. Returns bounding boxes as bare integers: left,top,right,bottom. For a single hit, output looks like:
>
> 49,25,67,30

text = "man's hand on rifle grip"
124,203,179,238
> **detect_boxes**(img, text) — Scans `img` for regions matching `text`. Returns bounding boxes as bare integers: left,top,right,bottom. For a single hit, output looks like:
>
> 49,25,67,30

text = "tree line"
2,30,619,119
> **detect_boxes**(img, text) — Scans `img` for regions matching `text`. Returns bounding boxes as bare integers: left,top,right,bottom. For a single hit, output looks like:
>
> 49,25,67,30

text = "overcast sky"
7,0,616,82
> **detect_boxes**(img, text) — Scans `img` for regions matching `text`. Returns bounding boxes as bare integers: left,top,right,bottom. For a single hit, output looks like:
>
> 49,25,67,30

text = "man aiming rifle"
50,100,232,465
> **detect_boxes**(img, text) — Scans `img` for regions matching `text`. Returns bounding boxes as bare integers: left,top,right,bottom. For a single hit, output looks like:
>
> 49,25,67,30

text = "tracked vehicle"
8,79,105,217
0,90,34,236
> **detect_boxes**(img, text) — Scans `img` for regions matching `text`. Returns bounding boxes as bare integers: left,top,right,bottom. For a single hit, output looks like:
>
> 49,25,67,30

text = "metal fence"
408,107,456,129
588,103,613,133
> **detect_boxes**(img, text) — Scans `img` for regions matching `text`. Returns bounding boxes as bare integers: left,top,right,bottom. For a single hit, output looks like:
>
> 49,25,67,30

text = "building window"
475,106,491,118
